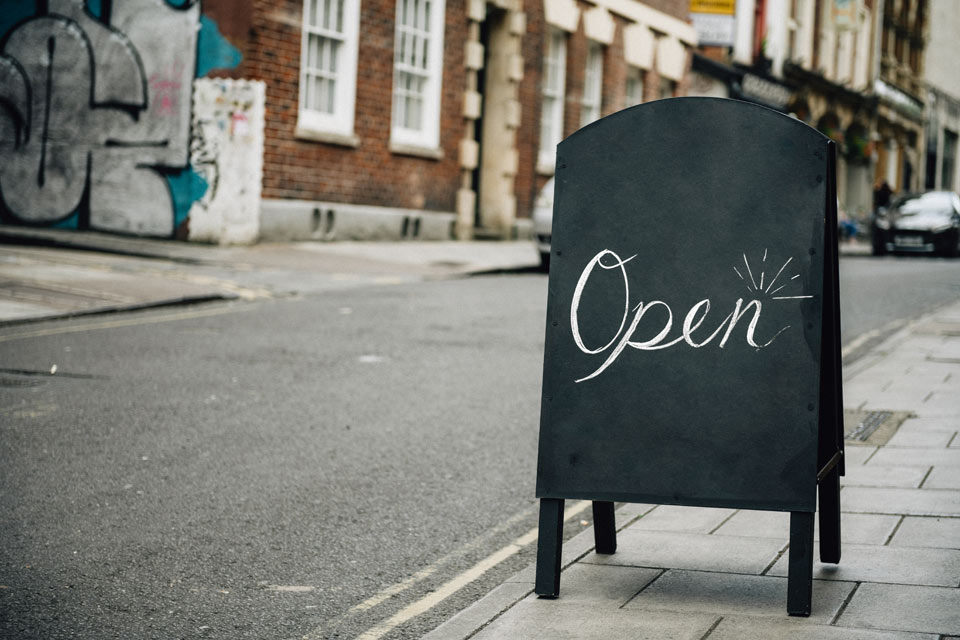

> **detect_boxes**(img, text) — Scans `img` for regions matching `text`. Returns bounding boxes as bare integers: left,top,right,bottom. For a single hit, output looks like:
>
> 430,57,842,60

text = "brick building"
0,0,695,243
686,0,929,224
208,0,697,241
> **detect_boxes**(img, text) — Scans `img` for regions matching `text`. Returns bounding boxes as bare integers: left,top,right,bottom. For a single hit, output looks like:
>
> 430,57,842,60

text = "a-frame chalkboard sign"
535,98,843,616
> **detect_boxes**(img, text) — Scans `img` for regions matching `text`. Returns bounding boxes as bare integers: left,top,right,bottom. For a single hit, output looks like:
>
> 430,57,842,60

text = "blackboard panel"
536,98,830,512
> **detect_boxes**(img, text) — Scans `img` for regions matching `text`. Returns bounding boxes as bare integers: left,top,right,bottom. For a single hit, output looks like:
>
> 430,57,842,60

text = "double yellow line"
0,304,254,343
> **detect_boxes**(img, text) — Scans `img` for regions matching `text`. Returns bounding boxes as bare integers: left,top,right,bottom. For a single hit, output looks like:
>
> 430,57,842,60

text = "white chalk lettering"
571,249,806,383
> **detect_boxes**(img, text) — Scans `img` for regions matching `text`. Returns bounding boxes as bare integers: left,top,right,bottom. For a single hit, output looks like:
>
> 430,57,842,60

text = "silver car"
532,177,555,270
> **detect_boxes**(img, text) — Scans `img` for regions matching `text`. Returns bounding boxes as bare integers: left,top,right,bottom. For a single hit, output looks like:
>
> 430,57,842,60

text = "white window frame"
625,65,644,107
390,0,446,152
539,28,567,173
581,41,603,126
296,0,361,143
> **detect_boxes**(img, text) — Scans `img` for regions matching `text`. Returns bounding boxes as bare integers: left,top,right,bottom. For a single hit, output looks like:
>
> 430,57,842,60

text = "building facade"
687,0,929,225
874,0,927,198
0,0,696,243
922,0,960,192
236,0,696,241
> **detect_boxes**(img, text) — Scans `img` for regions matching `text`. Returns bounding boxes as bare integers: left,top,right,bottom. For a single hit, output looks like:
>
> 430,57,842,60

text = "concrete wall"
188,78,265,244
0,0,244,241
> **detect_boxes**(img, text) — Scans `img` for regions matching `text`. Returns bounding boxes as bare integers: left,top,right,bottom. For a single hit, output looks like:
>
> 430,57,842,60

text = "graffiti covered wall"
0,0,245,239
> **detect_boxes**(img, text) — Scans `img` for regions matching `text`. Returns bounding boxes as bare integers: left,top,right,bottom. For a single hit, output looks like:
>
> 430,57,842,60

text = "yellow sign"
690,0,736,15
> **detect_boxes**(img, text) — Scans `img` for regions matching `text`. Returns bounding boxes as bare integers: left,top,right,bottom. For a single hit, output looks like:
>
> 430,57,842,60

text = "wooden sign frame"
533,98,844,616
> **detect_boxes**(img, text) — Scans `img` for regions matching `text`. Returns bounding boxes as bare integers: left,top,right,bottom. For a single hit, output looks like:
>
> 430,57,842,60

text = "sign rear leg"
592,501,617,554
787,511,815,616
535,498,564,597
819,465,841,564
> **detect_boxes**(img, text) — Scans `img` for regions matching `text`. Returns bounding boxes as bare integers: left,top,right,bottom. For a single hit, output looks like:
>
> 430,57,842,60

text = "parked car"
871,191,960,257
532,177,555,270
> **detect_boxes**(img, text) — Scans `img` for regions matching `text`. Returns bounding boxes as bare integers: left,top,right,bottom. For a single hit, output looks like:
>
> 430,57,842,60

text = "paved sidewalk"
0,227,541,324
0,226,875,326
425,302,960,639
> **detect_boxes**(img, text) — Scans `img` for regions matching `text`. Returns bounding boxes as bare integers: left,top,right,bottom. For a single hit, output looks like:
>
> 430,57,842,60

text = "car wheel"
539,251,551,272
871,228,886,256
942,230,960,258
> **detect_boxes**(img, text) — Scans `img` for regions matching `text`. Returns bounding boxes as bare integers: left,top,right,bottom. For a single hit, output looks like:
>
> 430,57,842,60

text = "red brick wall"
208,0,466,213
518,0,692,218
205,0,692,222
516,3,546,223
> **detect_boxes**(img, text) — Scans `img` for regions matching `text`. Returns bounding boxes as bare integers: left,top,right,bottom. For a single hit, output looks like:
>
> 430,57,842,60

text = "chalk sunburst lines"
733,250,813,300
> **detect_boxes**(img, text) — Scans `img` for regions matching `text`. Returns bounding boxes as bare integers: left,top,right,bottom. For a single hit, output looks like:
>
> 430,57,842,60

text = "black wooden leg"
787,511,815,616
535,498,564,598
819,465,841,564
592,501,617,554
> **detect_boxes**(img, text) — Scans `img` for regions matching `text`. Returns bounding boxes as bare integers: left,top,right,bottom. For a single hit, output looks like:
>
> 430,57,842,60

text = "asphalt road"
839,253,960,359
0,254,958,640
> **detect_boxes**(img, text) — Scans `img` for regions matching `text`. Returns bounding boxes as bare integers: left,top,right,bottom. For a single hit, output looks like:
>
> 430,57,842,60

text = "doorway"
471,4,517,237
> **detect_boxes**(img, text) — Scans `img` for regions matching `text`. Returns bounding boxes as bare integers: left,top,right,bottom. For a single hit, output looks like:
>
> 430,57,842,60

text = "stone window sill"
390,142,444,160
294,125,360,148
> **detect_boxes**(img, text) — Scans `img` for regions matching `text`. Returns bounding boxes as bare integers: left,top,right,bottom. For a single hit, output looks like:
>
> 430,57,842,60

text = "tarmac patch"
844,409,913,446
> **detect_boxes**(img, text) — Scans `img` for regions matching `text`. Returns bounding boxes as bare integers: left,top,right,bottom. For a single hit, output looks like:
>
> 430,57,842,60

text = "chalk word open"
571,249,806,383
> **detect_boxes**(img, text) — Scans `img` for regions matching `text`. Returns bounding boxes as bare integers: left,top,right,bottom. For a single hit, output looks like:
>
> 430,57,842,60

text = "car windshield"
895,192,954,217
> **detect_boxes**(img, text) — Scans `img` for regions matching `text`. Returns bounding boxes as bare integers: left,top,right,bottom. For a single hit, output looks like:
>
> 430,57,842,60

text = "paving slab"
844,446,879,466
888,516,960,549
896,417,958,432
860,393,931,410
713,510,899,545
709,615,938,640
886,429,957,448
841,487,960,516
841,464,930,488
422,582,532,640
614,503,657,519
768,543,960,587
523,563,660,608
622,570,853,624
838,583,960,635
924,466,960,489
868,448,960,467
845,370,898,389
917,392,960,416
469,599,719,640
580,530,785,575
627,505,735,533
507,523,604,584
900,418,960,431
884,380,952,396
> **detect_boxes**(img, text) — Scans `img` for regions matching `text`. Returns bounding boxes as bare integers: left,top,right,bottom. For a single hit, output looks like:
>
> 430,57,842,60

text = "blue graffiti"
165,167,209,230
196,14,242,78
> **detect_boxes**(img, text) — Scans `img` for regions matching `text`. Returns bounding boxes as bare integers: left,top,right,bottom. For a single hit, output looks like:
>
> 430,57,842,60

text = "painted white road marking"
350,500,590,640
0,304,254,343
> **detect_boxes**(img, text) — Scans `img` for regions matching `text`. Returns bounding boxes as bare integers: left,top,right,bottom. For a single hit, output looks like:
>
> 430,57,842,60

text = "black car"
871,191,960,257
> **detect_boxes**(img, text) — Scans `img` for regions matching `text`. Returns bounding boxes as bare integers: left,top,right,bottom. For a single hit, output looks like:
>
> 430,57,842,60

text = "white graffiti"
187,78,264,245
0,0,199,236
